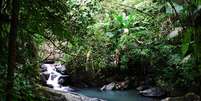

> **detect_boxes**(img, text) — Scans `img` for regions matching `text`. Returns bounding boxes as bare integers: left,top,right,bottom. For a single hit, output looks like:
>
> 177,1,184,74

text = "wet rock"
139,87,165,97
58,75,69,86
38,86,106,101
115,80,129,90
40,64,48,72
40,73,47,85
161,92,200,101
40,73,50,85
62,86,78,92
101,82,116,91
101,80,129,91
58,77,65,85
43,59,55,64
136,85,151,91
55,64,67,75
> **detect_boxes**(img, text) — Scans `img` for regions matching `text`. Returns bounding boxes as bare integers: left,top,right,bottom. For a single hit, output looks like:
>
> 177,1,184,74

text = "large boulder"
100,80,129,91
38,86,106,101
100,82,116,91
115,80,129,90
161,92,200,101
139,87,166,97
58,75,70,86
40,72,50,86
55,64,67,75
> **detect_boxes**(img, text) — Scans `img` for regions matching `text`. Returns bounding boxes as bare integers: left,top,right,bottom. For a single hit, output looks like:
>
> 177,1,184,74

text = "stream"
40,63,159,101
78,88,159,101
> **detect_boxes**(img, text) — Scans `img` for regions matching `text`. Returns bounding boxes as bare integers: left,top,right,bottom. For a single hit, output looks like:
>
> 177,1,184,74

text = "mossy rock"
37,85,106,101
161,92,200,101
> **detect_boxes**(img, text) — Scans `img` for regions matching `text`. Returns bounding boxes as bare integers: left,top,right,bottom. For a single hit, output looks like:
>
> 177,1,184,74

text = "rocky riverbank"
39,62,106,101
37,86,106,101
39,60,201,101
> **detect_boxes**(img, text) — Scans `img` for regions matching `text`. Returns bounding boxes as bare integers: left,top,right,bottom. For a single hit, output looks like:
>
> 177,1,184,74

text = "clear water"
42,64,159,101
78,88,159,101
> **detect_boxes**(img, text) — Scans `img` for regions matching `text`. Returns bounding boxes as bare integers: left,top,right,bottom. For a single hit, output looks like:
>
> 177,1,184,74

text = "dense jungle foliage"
0,0,201,100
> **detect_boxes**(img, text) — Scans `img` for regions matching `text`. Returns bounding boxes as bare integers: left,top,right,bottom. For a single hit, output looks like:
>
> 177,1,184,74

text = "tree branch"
168,0,179,17
26,30,67,52
37,34,66,52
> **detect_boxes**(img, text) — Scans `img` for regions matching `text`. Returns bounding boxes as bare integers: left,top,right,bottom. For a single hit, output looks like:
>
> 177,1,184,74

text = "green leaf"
115,15,123,23
181,28,192,56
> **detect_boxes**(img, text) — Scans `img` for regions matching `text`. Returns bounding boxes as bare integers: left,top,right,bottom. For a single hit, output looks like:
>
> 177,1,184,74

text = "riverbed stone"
139,87,165,97
161,92,200,101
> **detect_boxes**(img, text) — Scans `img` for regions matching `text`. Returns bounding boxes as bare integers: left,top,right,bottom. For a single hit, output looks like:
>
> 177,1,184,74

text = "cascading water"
40,63,160,101
41,64,75,92
40,63,107,101
45,64,62,87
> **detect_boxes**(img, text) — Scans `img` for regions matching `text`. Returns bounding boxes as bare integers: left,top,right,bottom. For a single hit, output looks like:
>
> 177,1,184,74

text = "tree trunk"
193,6,201,66
6,0,18,100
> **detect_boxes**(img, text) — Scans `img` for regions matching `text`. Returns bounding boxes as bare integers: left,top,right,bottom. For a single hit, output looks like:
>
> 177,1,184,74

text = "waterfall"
41,64,75,92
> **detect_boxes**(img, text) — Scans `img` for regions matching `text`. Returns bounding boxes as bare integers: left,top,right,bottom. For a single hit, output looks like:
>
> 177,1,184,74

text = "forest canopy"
0,0,201,101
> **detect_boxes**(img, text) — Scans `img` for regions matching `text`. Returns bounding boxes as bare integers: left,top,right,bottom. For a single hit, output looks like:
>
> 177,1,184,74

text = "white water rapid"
42,64,74,92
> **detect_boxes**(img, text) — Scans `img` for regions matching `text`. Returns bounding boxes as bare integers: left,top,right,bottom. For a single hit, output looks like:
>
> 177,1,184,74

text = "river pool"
78,88,159,101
